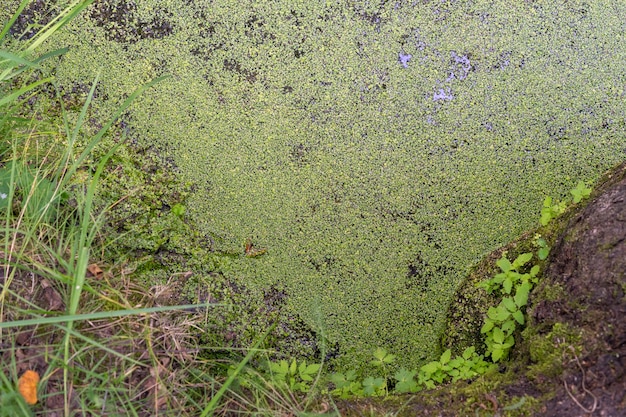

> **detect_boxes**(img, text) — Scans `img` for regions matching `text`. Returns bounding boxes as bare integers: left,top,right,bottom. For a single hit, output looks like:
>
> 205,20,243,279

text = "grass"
0,2,333,416
1,2,214,415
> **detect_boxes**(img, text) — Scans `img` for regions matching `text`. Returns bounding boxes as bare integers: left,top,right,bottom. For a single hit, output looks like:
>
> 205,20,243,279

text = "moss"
524,323,583,383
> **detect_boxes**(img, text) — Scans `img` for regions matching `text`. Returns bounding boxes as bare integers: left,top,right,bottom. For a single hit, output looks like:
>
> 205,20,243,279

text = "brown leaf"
87,263,104,279
42,287,65,311
244,238,267,257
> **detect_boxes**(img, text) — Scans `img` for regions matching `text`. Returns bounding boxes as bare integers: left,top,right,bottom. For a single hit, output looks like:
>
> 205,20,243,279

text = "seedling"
570,180,592,203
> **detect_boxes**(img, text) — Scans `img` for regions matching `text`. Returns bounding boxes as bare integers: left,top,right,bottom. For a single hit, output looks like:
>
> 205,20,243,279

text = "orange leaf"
18,370,39,405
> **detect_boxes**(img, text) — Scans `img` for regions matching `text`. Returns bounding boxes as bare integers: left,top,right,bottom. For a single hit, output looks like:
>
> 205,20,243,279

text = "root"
562,346,598,414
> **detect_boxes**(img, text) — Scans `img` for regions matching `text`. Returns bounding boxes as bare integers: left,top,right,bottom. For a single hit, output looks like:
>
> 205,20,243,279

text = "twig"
562,346,598,414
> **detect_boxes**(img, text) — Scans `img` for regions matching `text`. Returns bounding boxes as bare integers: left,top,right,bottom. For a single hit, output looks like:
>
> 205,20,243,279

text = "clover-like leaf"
362,376,385,396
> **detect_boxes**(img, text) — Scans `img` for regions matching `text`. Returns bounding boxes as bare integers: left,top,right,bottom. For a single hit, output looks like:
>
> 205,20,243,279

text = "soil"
530,161,626,416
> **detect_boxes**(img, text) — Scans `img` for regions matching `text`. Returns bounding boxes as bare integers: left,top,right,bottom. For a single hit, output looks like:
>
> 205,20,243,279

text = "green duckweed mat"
5,0,625,370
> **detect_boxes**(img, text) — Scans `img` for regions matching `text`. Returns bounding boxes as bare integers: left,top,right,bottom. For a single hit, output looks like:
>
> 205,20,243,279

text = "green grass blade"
0,0,30,42
0,77,51,107
200,325,275,417
60,74,170,186
0,303,216,329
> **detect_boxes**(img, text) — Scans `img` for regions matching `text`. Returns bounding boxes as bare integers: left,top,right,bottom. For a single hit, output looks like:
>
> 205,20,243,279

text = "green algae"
5,0,626,370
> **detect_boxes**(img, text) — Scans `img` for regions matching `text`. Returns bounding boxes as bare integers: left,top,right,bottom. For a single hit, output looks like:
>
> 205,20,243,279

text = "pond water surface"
12,0,626,370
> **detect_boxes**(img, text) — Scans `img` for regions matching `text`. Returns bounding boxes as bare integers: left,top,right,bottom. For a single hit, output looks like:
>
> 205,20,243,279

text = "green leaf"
304,363,321,375
514,282,530,307
513,253,533,269
371,347,395,365
538,247,550,260
289,359,297,375
504,335,515,348
440,349,452,365
421,361,441,375
530,264,540,277
462,346,476,359
502,297,517,313
492,347,504,362
394,368,416,382
512,310,525,325
394,368,418,392
496,257,512,273
448,357,464,369
481,318,495,334
269,360,288,376
384,353,396,364
570,181,591,203
492,327,504,344
373,347,387,361
171,203,185,216
501,319,516,334
540,211,552,226
362,377,385,396
503,277,513,294
493,273,506,284
395,377,419,393
494,305,512,321
543,196,553,208
487,306,499,321
330,373,347,387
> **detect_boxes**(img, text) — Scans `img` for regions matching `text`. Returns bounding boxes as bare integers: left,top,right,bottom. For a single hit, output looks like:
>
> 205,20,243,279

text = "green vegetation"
479,252,537,361
12,0,624,370
0,3,218,416
241,181,592,403
1,0,623,415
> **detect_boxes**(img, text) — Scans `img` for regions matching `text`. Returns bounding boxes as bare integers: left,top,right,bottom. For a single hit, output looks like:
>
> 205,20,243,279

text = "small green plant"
266,359,322,393
328,346,493,398
228,182,597,406
329,370,363,398
329,348,395,398
478,252,538,295
540,196,567,226
479,181,594,361
171,202,186,217
570,180,592,203
533,233,550,260
479,252,536,361
417,347,494,389
541,181,593,226
393,368,419,393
